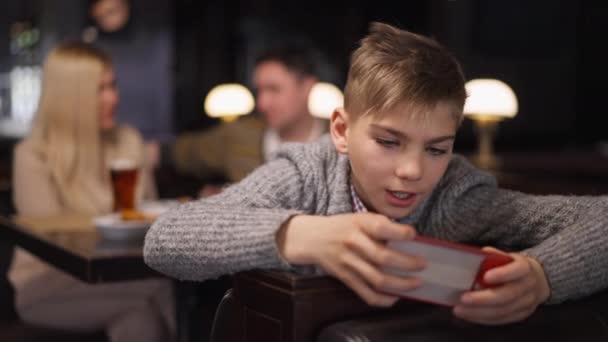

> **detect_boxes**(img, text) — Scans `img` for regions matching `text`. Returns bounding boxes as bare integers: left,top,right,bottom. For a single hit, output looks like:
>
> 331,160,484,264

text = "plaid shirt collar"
350,179,411,225
349,175,420,225
350,181,369,213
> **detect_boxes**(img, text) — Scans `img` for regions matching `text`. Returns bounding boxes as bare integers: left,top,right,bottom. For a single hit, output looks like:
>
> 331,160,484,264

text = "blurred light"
204,84,254,122
10,66,41,124
308,82,343,119
464,79,518,119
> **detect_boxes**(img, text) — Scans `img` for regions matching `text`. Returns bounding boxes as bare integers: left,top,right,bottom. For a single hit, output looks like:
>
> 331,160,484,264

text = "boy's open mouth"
385,190,418,207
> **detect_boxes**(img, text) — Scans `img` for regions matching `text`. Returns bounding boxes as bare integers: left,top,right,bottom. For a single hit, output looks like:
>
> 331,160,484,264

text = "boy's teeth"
391,191,411,199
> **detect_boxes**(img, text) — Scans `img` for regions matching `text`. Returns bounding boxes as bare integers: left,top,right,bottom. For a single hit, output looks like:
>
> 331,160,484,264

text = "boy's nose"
394,153,423,181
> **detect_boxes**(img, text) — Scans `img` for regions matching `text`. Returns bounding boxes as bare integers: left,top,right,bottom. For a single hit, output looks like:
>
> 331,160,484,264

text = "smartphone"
383,236,514,306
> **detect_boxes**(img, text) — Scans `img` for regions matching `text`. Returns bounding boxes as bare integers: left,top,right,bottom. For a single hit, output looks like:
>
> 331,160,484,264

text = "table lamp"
204,83,254,122
307,82,344,119
463,78,518,169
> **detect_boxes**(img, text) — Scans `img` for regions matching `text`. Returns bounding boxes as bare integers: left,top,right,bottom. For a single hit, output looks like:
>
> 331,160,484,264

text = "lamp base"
470,117,503,171
469,153,501,170
220,115,239,122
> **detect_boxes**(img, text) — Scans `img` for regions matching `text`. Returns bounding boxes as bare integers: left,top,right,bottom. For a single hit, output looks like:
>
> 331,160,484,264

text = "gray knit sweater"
144,135,608,304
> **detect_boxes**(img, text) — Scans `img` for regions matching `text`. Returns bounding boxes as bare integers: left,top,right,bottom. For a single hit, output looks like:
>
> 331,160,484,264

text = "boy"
144,23,608,325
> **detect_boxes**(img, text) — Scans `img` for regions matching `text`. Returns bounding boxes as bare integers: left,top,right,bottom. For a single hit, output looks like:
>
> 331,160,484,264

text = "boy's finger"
330,262,400,307
481,246,508,255
358,214,416,241
345,232,426,271
482,255,529,285
340,251,422,293
461,278,529,306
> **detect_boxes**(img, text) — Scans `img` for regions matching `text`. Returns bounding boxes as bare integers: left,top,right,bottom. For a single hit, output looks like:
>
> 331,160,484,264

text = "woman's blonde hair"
29,41,113,213
344,22,466,122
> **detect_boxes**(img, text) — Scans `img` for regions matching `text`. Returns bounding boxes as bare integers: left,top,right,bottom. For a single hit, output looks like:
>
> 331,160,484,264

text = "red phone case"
475,252,514,288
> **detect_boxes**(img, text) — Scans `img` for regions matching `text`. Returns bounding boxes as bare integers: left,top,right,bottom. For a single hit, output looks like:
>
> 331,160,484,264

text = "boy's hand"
453,247,551,325
276,213,425,307
198,184,224,197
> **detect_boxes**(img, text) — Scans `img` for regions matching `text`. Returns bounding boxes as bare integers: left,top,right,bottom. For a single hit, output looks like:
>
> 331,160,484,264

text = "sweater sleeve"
427,156,608,303
144,157,309,281
523,206,608,303
12,142,63,216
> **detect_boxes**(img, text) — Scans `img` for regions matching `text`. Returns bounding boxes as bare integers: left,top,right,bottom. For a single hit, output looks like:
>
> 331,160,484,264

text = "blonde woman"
9,42,174,342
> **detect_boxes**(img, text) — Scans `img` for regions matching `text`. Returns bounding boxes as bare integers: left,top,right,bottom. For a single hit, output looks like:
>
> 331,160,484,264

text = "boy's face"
254,61,315,132
331,102,458,219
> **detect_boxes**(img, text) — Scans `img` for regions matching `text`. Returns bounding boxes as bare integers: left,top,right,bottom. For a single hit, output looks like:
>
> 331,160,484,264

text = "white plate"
93,200,180,240
93,214,151,240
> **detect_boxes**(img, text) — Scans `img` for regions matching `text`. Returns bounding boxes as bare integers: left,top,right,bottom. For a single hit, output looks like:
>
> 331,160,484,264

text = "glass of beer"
110,159,139,212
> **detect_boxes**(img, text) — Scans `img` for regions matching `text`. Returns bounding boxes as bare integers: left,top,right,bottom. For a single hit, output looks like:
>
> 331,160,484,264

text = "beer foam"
109,159,137,171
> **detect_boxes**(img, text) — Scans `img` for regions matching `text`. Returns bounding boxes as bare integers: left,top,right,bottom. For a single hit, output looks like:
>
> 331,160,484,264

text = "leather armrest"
228,270,608,342
210,289,240,342
230,270,434,342
318,290,608,342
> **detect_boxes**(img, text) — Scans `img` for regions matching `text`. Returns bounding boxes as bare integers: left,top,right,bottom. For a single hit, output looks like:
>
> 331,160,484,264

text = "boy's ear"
330,108,349,154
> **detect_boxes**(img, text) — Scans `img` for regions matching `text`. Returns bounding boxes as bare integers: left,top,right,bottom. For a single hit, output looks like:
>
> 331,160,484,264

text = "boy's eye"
426,147,448,156
375,138,400,148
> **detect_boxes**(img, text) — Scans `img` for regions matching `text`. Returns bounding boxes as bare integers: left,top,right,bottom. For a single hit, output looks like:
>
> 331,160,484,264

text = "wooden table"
0,214,208,342
0,215,160,283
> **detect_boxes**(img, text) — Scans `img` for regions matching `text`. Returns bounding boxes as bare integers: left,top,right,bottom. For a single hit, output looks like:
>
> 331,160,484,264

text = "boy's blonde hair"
29,41,113,213
344,22,466,122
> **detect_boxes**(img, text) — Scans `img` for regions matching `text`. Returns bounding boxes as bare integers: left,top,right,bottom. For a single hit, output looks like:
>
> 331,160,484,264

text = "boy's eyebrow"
370,124,456,144
427,135,456,144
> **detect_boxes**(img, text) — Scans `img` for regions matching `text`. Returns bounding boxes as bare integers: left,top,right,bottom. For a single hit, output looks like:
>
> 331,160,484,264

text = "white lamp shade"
204,84,254,118
463,79,518,119
307,82,344,119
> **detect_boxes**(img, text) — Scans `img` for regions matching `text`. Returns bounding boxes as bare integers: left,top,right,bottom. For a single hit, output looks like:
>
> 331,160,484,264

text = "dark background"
1,0,607,153
172,0,608,153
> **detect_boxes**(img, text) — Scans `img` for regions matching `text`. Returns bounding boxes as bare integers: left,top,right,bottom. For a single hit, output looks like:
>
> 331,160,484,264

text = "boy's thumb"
481,246,508,255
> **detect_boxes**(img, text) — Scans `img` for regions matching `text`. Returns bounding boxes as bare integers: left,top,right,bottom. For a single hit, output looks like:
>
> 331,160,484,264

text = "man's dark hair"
255,44,317,78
